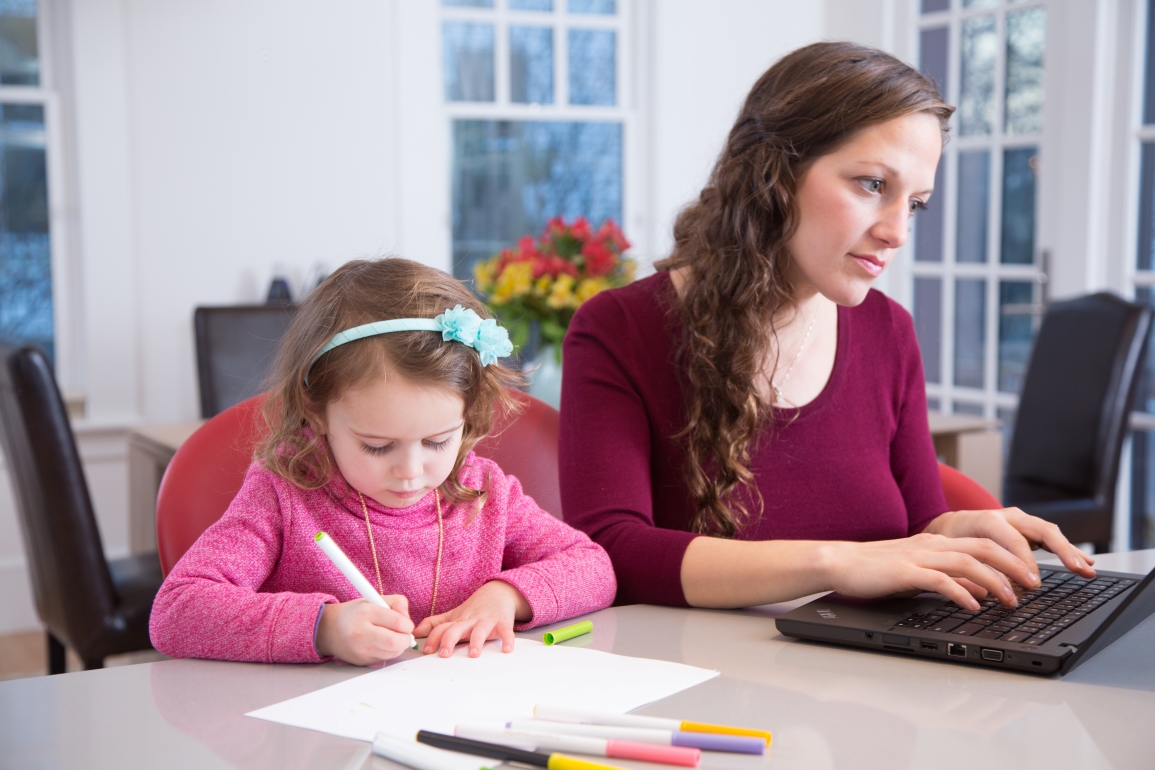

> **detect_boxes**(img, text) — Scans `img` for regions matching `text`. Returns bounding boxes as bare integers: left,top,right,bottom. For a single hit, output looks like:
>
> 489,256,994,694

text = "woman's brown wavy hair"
256,257,523,505
654,42,954,537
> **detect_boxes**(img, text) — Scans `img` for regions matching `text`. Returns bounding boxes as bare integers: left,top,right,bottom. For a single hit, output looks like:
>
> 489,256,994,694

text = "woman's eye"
909,199,928,214
859,178,884,194
361,443,393,456
423,437,452,451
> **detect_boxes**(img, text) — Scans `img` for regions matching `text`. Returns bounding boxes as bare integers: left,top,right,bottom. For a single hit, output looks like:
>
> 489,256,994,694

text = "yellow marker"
535,704,772,746
679,721,772,745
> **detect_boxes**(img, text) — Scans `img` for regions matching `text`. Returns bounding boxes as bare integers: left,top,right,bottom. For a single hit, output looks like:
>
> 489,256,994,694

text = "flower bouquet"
473,216,634,361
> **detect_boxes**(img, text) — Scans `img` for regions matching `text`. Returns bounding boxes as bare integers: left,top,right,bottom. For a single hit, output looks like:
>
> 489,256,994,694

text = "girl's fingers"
438,622,471,657
468,621,494,657
422,620,449,654
384,594,411,619
496,622,516,654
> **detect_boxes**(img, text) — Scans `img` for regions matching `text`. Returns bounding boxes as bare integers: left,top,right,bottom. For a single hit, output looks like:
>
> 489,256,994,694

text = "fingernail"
1031,572,1040,585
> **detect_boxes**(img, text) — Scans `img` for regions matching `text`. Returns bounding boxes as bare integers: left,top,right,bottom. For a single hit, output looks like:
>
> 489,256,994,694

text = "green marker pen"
543,620,593,645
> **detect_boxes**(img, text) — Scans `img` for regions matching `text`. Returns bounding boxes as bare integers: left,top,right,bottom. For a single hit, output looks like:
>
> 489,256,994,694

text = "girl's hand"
315,595,415,665
819,533,1048,611
923,507,1096,582
412,580,531,658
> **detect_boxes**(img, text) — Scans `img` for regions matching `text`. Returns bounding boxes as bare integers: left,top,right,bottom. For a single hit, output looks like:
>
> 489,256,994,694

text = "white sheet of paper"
247,640,718,743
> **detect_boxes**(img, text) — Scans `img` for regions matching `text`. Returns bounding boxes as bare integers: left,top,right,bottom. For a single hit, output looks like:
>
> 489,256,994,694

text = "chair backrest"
155,389,562,576
1006,293,1152,504
0,343,117,646
475,390,562,519
939,462,1001,512
194,305,297,419
155,394,268,576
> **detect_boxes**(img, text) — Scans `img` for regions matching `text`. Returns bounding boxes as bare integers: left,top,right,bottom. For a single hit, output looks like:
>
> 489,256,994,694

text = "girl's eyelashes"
359,437,453,455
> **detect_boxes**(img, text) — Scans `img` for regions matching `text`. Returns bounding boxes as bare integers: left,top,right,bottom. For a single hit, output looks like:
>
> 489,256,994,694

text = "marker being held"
313,531,417,651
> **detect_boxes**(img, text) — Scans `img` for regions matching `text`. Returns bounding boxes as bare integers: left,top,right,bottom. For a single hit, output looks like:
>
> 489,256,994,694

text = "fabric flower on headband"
435,305,513,366
305,305,514,386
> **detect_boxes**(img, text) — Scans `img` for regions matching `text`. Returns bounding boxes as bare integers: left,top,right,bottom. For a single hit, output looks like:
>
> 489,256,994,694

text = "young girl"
150,258,616,665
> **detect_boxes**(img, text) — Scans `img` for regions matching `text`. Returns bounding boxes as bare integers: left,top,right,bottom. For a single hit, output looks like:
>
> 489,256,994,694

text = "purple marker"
506,720,765,755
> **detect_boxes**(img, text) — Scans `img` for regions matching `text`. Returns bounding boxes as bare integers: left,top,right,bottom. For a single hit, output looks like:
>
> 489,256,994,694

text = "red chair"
155,390,561,577
939,462,1001,511
156,395,268,576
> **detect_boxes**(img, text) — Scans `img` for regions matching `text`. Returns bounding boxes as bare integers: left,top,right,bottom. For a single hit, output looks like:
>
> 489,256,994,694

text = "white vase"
526,344,562,409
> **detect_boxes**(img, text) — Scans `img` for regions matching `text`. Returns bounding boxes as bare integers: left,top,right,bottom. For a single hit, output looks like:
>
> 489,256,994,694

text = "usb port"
981,649,1004,662
920,641,938,651
947,643,967,658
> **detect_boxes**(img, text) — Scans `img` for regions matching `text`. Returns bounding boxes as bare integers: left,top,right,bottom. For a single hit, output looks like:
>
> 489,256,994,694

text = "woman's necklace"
772,305,818,402
359,489,445,617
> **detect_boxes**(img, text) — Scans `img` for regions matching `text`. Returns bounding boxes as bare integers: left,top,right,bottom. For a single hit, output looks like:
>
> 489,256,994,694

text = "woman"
558,41,1093,610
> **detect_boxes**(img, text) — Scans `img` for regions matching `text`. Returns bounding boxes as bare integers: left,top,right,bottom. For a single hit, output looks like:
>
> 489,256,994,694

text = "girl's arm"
148,465,339,663
486,468,617,628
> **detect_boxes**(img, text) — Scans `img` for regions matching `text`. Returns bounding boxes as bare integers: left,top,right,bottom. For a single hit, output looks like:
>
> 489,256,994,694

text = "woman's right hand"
315,596,415,665
818,533,1033,611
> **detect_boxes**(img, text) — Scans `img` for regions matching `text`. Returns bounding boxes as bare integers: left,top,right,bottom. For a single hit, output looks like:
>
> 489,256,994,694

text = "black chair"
1003,293,1153,553
194,304,297,418
0,343,163,673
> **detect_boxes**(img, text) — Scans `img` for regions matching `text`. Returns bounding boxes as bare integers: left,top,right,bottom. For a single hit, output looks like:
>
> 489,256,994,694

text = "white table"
2,550,1152,769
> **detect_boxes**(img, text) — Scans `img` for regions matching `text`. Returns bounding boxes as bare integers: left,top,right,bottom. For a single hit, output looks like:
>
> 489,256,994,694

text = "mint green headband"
304,305,514,386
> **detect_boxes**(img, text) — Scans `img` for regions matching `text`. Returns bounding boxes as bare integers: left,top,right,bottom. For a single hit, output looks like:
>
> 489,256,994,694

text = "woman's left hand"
412,580,532,658
923,507,1096,586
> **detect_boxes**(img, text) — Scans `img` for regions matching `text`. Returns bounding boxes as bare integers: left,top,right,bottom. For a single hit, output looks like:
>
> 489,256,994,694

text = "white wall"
648,1,826,266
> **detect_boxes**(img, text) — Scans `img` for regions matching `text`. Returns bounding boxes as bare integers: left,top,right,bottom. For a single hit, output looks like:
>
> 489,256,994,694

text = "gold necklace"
358,489,445,617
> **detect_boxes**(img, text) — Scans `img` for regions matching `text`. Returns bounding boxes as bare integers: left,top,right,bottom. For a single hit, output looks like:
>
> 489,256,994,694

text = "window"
911,0,1047,431
0,0,53,360
1130,0,1155,549
441,0,629,281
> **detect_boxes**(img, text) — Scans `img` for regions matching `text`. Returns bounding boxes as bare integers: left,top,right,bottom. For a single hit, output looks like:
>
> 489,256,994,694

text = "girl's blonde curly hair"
256,257,523,504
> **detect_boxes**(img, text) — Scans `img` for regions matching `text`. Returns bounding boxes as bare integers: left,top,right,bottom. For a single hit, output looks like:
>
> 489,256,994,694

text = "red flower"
517,235,538,257
595,219,631,252
582,239,616,277
546,216,568,237
570,216,592,241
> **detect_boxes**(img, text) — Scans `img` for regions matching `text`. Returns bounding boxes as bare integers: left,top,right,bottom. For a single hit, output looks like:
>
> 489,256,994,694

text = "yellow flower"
534,275,552,296
576,277,608,304
547,273,576,309
473,258,498,293
491,261,533,304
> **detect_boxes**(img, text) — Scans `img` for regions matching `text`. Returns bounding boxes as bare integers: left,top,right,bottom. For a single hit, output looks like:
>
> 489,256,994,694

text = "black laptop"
775,564,1155,675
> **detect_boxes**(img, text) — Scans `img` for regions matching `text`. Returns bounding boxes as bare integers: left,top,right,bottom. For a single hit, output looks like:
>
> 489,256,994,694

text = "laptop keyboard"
893,569,1138,646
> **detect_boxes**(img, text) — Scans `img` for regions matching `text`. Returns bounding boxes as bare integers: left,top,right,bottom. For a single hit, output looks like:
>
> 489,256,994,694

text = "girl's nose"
393,445,423,480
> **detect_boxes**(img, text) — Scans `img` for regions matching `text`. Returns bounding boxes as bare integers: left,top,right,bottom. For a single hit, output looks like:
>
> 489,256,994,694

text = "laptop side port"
947,643,967,658
981,648,1004,662
920,640,938,651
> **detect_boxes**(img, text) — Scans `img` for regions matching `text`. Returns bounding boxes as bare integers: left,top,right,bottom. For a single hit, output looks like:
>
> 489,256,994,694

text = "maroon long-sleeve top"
559,271,948,607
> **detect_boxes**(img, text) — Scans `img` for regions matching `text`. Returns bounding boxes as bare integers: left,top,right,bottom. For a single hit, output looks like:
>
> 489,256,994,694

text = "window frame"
439,0,649,274
0,0,77,391
908,0,1048,422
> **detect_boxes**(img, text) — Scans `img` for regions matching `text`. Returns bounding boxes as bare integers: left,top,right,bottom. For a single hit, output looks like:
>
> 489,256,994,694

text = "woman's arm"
680,533,1043,609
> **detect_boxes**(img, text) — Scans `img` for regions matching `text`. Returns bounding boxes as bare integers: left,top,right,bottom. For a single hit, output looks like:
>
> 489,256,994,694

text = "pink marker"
454,725,701,767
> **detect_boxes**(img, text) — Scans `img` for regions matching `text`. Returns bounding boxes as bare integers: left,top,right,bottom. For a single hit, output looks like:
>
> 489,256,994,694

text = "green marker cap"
314,532,325,542
543,620,593,645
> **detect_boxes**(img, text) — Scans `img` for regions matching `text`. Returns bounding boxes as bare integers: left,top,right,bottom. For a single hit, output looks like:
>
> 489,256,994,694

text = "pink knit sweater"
149,452,616,663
